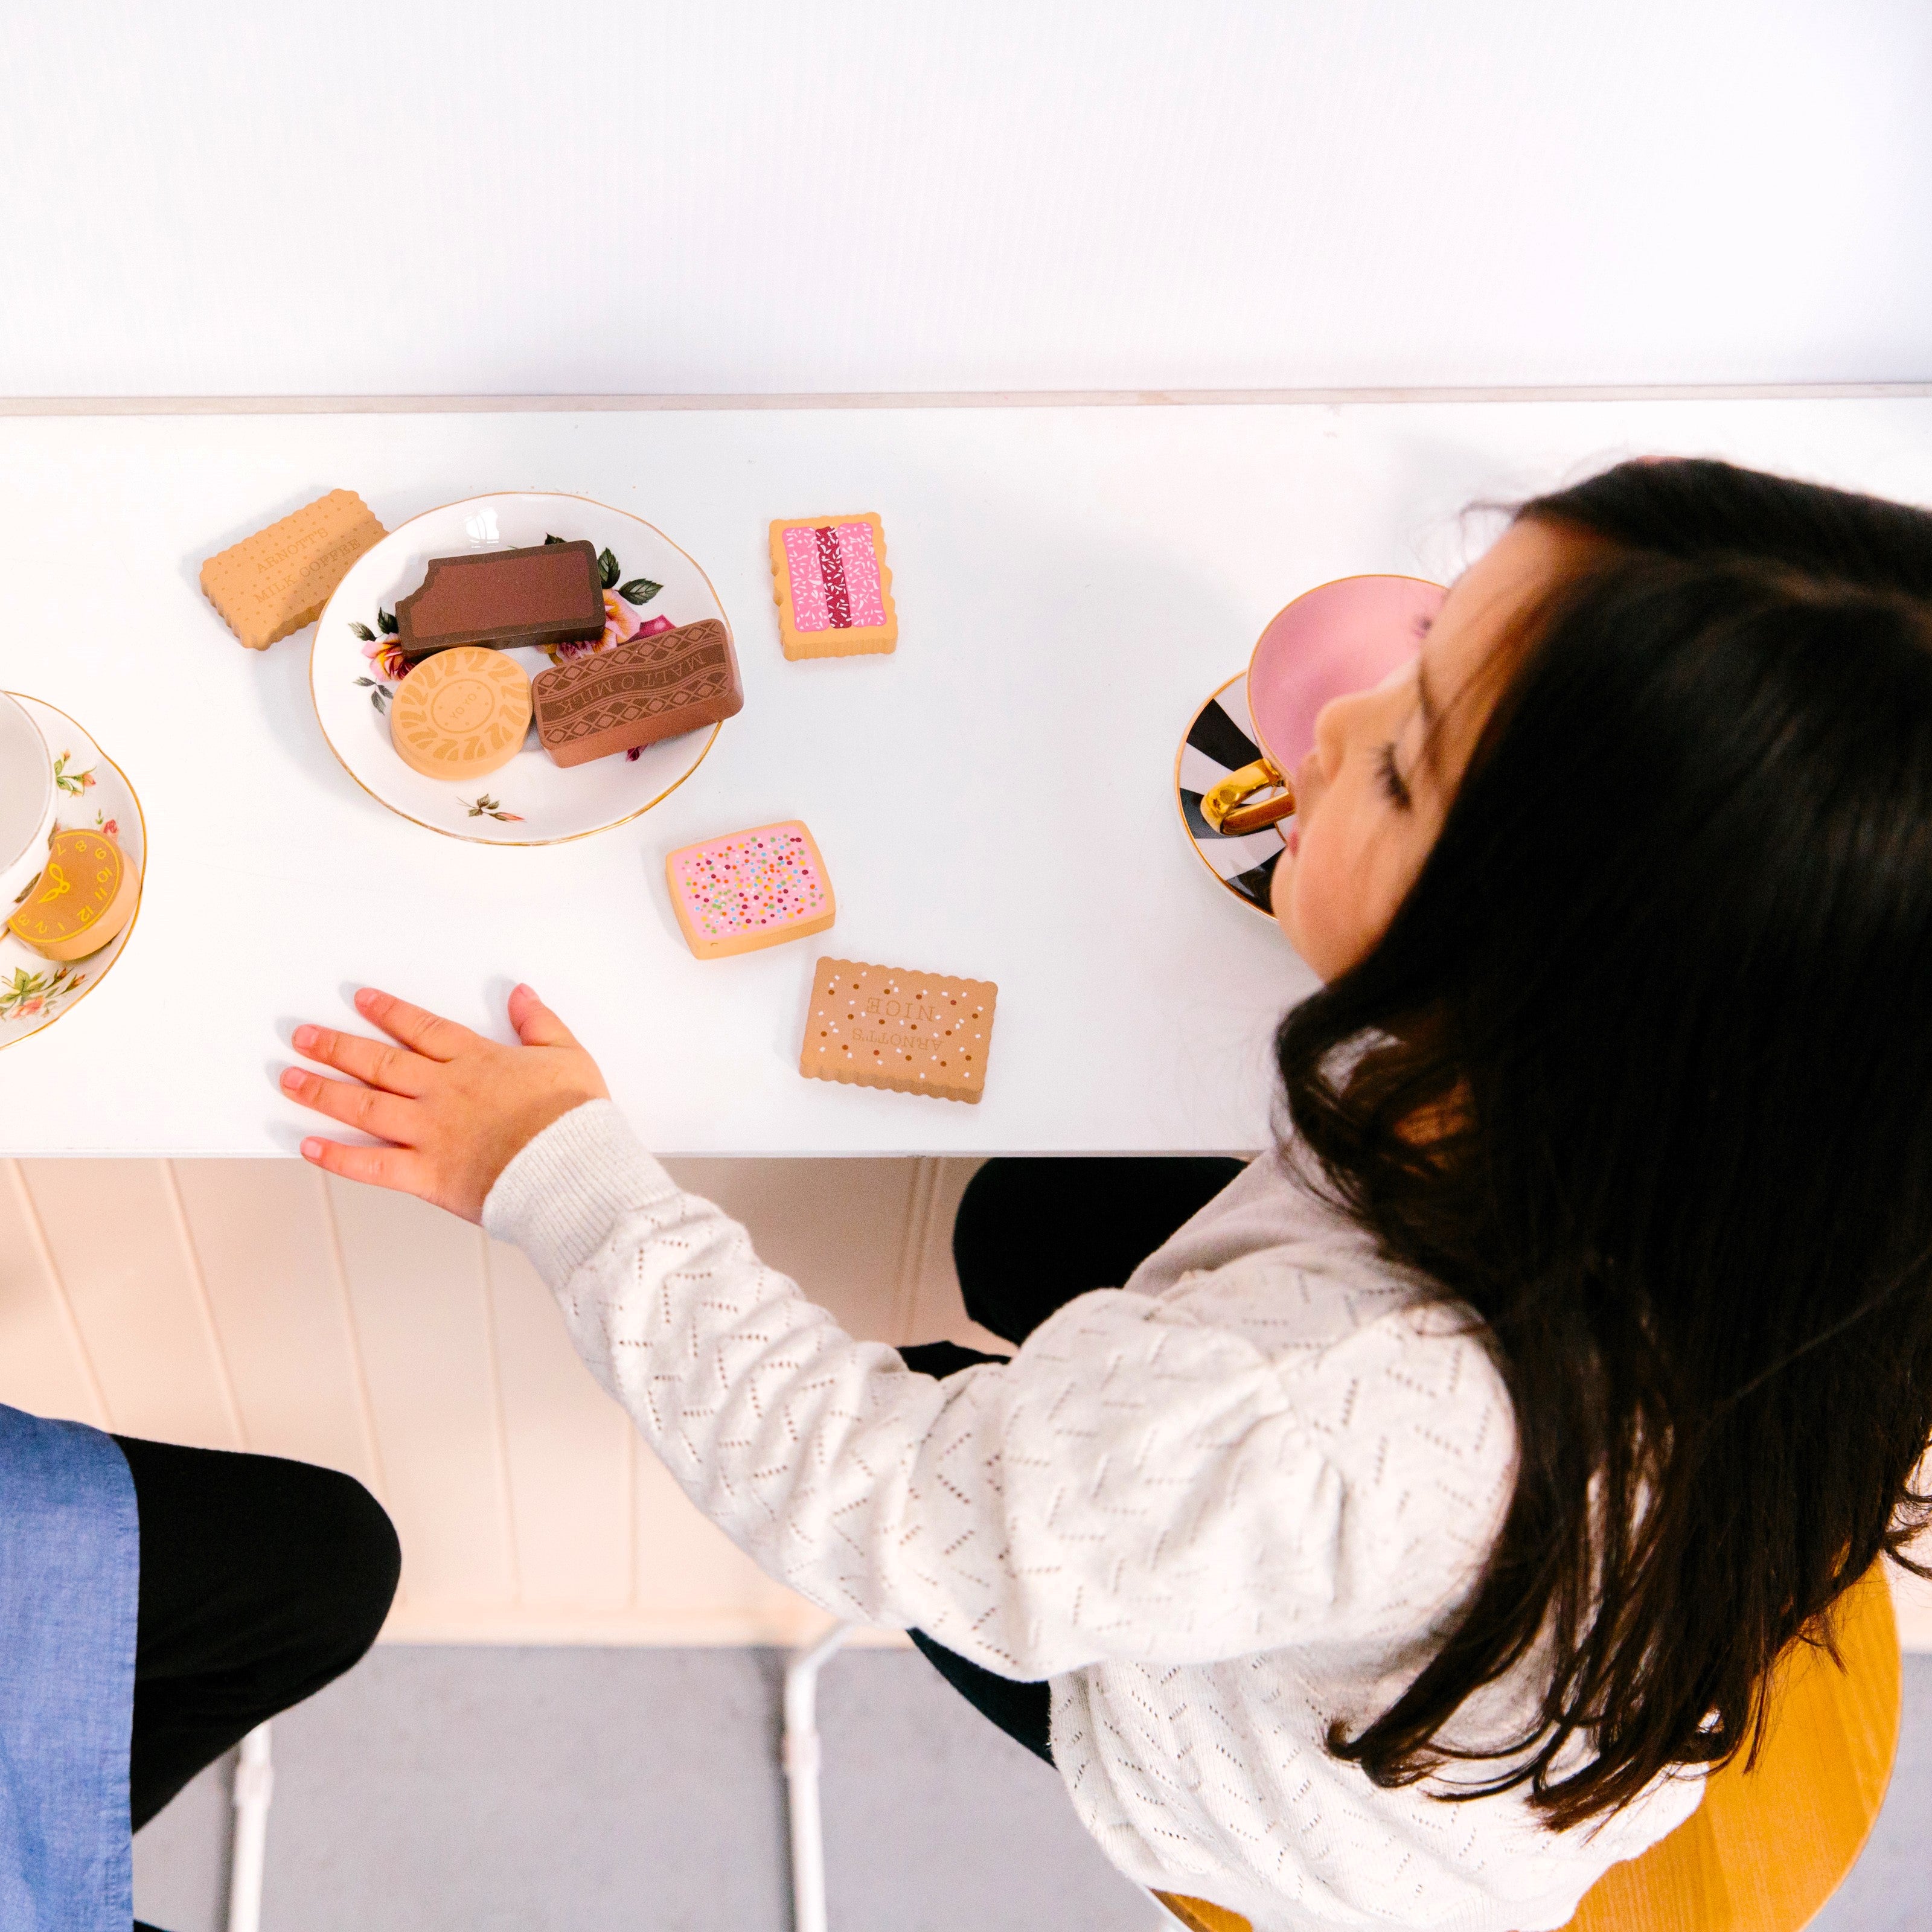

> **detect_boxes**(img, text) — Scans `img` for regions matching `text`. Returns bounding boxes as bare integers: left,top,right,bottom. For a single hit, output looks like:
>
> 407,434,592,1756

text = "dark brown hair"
1281,458,1932,1827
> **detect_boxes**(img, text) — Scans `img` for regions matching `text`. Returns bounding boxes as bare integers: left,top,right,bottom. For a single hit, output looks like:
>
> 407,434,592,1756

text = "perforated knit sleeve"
484,1101,1515,1680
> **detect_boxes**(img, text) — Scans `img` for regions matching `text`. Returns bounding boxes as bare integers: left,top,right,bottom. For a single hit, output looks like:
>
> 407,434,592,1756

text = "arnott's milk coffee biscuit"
799,958,996,1102
200,490,386,651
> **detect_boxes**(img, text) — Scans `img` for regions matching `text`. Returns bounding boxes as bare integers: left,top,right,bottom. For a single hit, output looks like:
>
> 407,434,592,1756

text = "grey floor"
133,1650,1932,1932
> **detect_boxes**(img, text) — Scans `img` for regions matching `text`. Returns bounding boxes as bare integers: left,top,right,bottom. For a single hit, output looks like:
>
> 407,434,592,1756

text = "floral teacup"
0,693,56,912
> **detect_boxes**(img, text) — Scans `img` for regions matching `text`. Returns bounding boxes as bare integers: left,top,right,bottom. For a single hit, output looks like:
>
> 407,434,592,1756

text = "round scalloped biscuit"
389,647,533,781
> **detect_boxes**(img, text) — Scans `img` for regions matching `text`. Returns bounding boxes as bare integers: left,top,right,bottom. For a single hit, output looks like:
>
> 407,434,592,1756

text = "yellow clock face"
7,830,121,948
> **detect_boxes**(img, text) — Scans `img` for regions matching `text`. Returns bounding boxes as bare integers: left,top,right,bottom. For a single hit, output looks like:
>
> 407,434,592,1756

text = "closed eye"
1376,741,1412,808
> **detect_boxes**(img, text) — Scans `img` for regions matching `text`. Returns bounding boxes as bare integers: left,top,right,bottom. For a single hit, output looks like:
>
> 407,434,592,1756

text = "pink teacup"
1200,574,1446,835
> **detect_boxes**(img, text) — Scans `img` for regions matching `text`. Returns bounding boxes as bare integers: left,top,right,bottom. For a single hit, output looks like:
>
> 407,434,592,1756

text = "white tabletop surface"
2,397,1928,1156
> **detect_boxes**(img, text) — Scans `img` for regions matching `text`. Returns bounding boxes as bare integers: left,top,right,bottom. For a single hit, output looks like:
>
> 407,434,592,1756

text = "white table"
3,397,1929,1156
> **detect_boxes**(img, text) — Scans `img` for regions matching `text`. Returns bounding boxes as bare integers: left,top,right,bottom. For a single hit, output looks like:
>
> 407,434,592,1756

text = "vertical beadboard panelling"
662,1157,918,1345
484,1236,632,1609
324,1177,515,1607
15,1162,242,1447
0,1160,110,1427
632,1435,812,1642
170,1160,384,1494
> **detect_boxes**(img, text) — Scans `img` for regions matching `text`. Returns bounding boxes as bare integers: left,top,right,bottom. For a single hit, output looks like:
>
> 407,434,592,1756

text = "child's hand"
279,984,610,1223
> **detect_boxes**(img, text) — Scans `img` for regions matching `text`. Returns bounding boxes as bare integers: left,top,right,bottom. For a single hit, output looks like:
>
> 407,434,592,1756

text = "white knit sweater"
484,1102,1704,1931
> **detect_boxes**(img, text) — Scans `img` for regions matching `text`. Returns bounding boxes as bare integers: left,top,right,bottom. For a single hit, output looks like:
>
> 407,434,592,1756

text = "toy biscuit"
200,489,386,651
394,541,606,659
389,646,532,781
770,515,897,658
666,820,834,959
800,959,995,1102
532,619,743,767
7,829,139,962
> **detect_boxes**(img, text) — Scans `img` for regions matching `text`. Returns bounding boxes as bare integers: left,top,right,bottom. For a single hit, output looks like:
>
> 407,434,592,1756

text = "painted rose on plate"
0,963,86,1025
541,537,668,664
351,607,410,711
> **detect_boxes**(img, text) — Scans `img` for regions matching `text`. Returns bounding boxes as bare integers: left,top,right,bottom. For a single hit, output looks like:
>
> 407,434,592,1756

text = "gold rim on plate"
308,490,731,846
0,693,148,1052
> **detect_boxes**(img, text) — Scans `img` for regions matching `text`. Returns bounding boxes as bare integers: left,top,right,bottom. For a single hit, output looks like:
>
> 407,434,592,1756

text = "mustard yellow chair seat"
1156,1562,1902,1932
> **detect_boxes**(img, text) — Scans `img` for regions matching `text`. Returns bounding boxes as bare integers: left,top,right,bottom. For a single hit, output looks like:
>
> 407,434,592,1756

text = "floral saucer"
0,696,146,1049
311,492,734,845
1174,670,1287,918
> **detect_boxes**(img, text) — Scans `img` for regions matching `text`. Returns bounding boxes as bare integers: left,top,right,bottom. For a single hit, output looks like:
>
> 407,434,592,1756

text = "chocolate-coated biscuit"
394,541,606,658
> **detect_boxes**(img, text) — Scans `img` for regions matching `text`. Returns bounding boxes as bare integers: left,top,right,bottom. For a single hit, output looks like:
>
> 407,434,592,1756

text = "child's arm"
281,988,1512,1680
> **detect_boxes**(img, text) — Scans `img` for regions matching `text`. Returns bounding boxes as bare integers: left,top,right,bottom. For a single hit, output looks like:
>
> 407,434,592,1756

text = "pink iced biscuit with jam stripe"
782,525,886,630
769,513,897,658
665,820,836,959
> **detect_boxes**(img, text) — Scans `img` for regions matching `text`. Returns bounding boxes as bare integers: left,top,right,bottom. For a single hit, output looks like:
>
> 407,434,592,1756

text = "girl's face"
1273,518,1575,978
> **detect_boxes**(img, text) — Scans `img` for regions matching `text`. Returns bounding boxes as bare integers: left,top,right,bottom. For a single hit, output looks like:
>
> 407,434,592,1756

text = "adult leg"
900,1156,1246,1761
115,1438,400,1831
952,1156,1247,1346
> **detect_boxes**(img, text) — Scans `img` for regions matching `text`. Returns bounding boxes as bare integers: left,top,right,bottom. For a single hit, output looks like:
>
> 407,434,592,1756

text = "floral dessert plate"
312,492,733,844
0,696,146,1049
1174,671,1287,919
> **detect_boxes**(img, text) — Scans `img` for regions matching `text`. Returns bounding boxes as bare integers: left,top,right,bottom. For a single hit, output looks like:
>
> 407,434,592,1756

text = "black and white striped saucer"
1174,671,1289,917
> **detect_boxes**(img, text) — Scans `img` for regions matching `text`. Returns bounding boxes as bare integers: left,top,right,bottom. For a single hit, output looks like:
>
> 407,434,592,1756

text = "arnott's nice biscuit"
800,958,996,1102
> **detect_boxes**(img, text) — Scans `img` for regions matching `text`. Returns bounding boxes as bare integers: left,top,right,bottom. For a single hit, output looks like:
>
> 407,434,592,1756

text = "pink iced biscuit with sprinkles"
665,819,837,959
770,513,898,658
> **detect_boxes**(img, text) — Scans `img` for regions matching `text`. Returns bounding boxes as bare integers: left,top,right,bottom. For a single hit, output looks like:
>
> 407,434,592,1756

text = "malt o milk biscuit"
533,619,743,767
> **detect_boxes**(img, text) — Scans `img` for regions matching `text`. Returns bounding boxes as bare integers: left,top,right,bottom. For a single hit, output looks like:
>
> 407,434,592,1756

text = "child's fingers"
354,987,476,1062
298,1134,431,1198
508,983,581,1050
280,1066,420,1146
292,1024,433,1096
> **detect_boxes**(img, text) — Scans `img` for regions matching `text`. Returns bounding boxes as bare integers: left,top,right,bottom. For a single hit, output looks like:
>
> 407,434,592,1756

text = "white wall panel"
171,1159,385,1489
1,1,1926,397
0,1162,109,1429
14,1161,244,1448
322,1177,517,1608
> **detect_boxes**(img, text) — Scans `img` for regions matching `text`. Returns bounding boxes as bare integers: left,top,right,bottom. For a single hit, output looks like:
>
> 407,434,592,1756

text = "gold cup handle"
1200,757,1296,836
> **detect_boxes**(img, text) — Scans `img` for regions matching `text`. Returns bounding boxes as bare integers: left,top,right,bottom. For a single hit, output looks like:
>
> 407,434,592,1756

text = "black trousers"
118,1438,400,1932
901,1156,1246,1764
